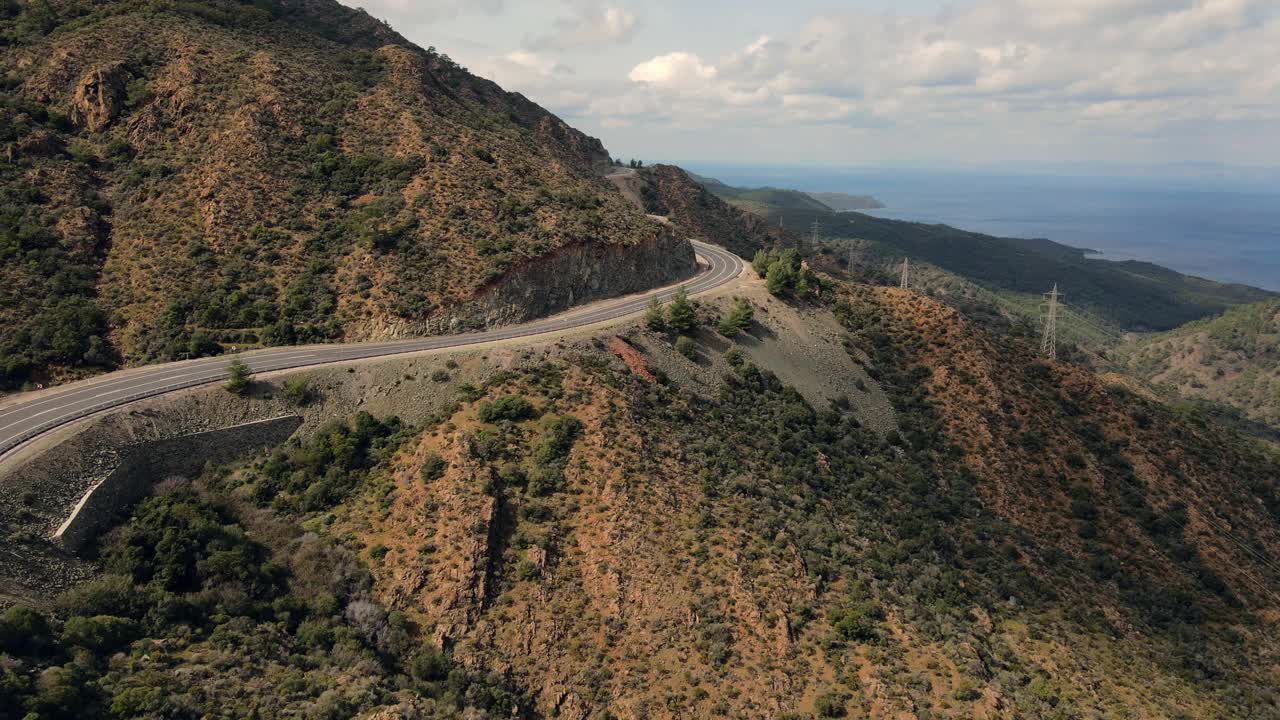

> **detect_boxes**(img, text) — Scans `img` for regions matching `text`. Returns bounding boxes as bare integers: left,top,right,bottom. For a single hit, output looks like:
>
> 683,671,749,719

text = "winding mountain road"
0,240,743,467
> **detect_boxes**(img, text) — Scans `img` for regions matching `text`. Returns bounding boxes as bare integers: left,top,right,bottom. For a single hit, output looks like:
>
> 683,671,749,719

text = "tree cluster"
645,287,697,335
752,248,815,299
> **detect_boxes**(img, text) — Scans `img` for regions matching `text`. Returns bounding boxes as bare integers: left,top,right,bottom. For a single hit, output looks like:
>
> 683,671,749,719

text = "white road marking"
0,242,743,462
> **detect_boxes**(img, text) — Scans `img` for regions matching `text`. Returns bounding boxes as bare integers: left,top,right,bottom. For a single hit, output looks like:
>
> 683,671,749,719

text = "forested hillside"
4,272,1278,718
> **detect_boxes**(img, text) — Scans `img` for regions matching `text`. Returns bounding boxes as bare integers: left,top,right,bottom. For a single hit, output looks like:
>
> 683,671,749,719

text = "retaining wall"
54,416,303,553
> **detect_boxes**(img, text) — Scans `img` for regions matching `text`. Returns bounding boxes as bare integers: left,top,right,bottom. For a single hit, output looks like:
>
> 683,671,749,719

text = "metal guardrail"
0,354,339,460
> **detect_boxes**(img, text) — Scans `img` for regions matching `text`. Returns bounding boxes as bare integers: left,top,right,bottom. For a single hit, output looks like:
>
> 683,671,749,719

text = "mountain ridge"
0,0,691,392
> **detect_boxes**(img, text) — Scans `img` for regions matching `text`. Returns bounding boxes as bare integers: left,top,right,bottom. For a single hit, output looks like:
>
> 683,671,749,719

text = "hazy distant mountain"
685,171,836,214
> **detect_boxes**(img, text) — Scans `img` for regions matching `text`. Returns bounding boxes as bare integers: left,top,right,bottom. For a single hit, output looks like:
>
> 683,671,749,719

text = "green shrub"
409,647,451,683
224,357,252,395
105,491,282,597
29,664,96,720
815,692,847,718
515,559,540,581
675,336,696,360
0,606,51,656
534,416,583,466
249,412,408,511
478,395,536,423
295,619,334,650
828,601,883,645
420,452,448,482
59,615,140,653
283,377,311,405
526,465,564,497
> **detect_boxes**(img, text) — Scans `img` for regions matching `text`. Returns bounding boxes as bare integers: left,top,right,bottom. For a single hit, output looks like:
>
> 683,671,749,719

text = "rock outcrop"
70,63,127,131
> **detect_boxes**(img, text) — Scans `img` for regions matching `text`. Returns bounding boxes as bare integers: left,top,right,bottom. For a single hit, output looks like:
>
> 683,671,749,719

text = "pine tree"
644,296,666,332
795,270,811,298
779,248,800,272
731,297,754,329
765,261,793,296
666,287,696,334
719,298,755,337
752,249,772,277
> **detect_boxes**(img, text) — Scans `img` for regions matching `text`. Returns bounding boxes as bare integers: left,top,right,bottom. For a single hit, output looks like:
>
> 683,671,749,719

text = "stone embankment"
54,416,303,552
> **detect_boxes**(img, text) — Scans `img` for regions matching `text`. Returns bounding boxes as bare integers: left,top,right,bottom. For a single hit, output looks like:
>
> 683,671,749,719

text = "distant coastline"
806,191,886,211
696,165,1280,292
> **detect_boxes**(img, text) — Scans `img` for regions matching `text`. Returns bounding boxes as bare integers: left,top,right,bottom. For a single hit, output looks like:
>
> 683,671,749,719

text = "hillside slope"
1113,299,1280,427
5,278,1279,718
0,0,690,390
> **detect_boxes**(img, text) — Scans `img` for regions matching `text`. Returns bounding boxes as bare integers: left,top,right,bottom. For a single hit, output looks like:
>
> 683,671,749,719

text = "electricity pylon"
900,258,910,289
809,218,821,249
1040,284,1063,360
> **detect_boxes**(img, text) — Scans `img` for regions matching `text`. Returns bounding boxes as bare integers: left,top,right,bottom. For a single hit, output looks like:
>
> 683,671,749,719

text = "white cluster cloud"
628,52,716,89
349,0,1280,163
584,0,1280,139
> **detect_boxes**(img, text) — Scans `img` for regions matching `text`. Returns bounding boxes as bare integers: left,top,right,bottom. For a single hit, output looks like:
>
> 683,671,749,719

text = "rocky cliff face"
464,233,694,330
338,230,694,339
0,0,688,389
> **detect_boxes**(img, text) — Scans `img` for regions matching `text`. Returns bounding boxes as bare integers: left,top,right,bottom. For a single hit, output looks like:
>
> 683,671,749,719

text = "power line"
1060,308,1124,341
1194,508,1280,582
1040,284,1063,360
1160,505,1280,609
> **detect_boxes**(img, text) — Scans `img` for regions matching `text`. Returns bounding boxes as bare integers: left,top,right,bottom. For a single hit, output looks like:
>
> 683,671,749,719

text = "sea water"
691,165,1280,292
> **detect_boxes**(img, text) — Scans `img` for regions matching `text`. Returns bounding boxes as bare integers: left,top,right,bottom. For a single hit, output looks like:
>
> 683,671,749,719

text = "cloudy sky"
349,0,1280,171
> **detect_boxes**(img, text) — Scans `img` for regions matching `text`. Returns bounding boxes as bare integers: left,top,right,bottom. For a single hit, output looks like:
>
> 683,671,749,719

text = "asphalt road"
0,240,743,466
